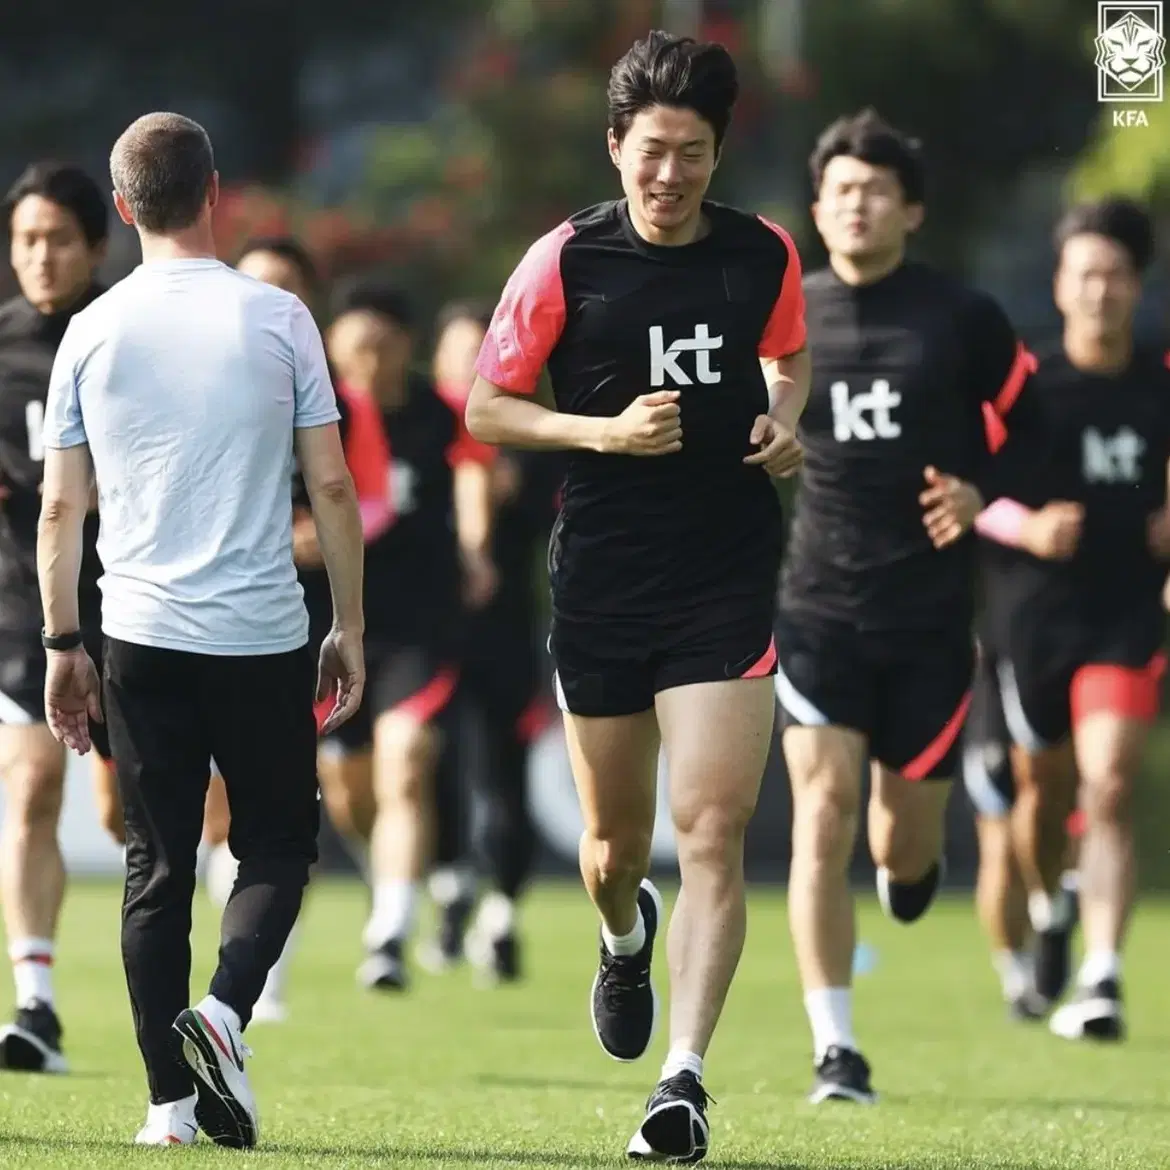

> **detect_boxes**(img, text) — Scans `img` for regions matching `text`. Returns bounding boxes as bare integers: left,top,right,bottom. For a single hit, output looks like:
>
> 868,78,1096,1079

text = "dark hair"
810,109,926,204
434,298,493,338
2,161,108,246
332,279,416,332
1054,198,1155,273
237,235,321,294
110,112,215,234
607,31,739,151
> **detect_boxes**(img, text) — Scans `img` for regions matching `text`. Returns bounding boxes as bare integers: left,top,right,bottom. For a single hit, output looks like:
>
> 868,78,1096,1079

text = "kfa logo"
1083,425,1146,483
1096,3,1165,122
830,379,902,442
648,324,722,387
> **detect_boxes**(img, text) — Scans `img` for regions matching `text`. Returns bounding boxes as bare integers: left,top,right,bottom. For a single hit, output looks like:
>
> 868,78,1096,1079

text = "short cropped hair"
607,31,739,151
434,298,493,338
1054,198,1155,273
332,279,416,332
237,235,321,294
110,112,215,234
2,161,108,245
810,109,926,204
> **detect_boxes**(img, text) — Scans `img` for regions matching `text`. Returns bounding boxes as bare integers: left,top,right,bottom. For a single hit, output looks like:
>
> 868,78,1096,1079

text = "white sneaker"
134,1093,198,1146
250,996,288,1025
172,996,259,1148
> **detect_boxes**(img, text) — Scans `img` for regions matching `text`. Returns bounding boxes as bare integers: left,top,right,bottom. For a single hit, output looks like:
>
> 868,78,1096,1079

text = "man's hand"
1019,501,1084,560
316,627,365,736
1147,507,1170,560
920,465,984,548
461,547,499,609
743,415,802,477
44,647,102,755
292,510,323,569
602,392,682,456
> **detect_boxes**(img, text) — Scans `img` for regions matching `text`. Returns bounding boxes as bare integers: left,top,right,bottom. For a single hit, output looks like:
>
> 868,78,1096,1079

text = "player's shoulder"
0,295,34,339
707,202,797,252
221,265,305,315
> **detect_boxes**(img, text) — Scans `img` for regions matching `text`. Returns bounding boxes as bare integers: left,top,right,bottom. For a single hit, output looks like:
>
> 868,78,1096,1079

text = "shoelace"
656,1071,716,1109
597,952,650,1006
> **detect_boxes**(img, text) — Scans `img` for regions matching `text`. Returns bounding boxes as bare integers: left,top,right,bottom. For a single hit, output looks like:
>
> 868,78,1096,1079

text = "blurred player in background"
775,111,1040,1103
431,300,564,982
0,162,109,1073
318,282,495,992
973,199,1170,1041
468,32,807,1162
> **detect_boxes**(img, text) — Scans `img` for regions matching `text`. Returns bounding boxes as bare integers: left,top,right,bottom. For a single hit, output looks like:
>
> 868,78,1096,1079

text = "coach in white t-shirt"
34,113,365,1150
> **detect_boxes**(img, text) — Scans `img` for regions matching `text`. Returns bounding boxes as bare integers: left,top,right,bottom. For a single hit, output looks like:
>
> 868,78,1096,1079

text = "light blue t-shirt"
43,258,340,656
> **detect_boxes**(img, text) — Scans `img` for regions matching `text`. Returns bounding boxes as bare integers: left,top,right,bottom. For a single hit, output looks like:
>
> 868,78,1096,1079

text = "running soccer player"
432,299,565,981
774,109,1040,1103
973,198,1169,1042
466,32,807,1163
317,282,496,992
0,162,110,1073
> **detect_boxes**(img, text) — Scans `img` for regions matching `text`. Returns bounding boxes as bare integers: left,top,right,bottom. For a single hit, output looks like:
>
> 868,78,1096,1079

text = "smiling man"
0,161,109,1077
465,31,809,1163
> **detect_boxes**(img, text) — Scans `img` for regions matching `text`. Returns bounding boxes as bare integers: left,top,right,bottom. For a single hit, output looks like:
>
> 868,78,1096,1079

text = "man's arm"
37,444,93,635
762,349,811,431
294,424,363,633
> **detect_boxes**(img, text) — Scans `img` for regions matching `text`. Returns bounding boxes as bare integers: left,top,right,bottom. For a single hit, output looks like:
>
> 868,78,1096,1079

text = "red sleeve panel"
756,217,807,359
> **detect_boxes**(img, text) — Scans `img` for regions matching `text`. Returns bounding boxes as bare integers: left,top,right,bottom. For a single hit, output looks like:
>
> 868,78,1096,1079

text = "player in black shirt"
316,283,496,995
0,162,109,1073
467,33,808,1163
972,200,1169,1042
432,299,565,982
774,112,1038,1104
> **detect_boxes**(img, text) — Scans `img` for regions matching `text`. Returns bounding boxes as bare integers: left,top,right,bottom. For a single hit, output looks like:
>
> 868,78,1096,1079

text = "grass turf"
0,879,1166,1167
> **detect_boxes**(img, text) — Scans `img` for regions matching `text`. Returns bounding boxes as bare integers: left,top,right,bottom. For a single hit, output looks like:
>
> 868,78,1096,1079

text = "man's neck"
32,282,96,317
829,247,904,288
1064,326,1132,375
138,225,218,264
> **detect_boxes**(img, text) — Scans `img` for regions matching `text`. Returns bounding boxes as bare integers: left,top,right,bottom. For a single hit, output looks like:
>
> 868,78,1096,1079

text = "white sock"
1079,950,1121,987
428,865,476,907
146,1091,198,1123
364,881,419,950
993,950,1033,1000
601,907,645,957
804,987,856,1062
9,938,54,1009
1028,888,1073,932
661,1046,704,1082
205,843,239,910
476,892,516,940
259,922,299,1004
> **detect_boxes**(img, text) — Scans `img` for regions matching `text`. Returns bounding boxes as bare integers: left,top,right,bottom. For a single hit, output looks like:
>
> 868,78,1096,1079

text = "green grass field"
1,880,1167,1168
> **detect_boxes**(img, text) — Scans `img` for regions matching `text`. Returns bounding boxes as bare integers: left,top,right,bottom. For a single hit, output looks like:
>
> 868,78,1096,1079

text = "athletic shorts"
319,641,459,754
774,612,974,780
995,606,1165,751
0,625,111,761
549,596,777,719
961,648,1016,818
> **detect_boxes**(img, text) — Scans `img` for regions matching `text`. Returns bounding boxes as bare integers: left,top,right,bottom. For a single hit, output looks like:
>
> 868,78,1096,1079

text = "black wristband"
41,628,83,651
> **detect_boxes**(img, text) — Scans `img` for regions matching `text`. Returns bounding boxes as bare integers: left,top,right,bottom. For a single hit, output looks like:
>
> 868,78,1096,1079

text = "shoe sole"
1050,1005,1125,1043
0,1025,68,1074
591,879,664,1062
628,1099,709,1163
173,1010,257,1149
808,1083,877,1105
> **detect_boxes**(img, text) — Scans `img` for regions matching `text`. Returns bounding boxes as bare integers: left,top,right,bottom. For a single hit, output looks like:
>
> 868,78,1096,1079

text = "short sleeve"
447,413,496,468
290,297,341,429
474,220,574,394
43,320,87,449
756,217,807,358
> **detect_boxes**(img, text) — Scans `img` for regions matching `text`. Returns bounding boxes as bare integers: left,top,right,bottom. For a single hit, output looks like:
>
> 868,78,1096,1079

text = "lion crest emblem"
1095,10,1166,95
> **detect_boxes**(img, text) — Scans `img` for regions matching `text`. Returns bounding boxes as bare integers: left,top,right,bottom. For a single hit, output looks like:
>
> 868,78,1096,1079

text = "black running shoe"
1033,887,1077,1002
876,860,943,924
591,879,663,1061
809,1045,876,1104
1008,986,1051,1022
0,1000,67,1074
358,939,407,991
627,1071,712,1164
1050,977,1124,1042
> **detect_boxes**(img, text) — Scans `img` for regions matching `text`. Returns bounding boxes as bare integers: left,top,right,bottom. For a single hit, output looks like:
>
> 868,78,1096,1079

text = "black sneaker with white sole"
591,879,663,1062
0,1000,67,1074
876,861,943,924
809,1045,876,1104
173,1004,258,1149
627,1071,711,1164
1033,889,1077,1003
358,939,408,992
1049,977,1124,1042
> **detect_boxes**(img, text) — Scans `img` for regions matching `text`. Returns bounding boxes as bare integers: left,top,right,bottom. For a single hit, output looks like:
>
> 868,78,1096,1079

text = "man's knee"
3,760,65,835
374,715,440,802
674,800,753,871
1082,771,1131,823
786,732,862,864
586,829,652,887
